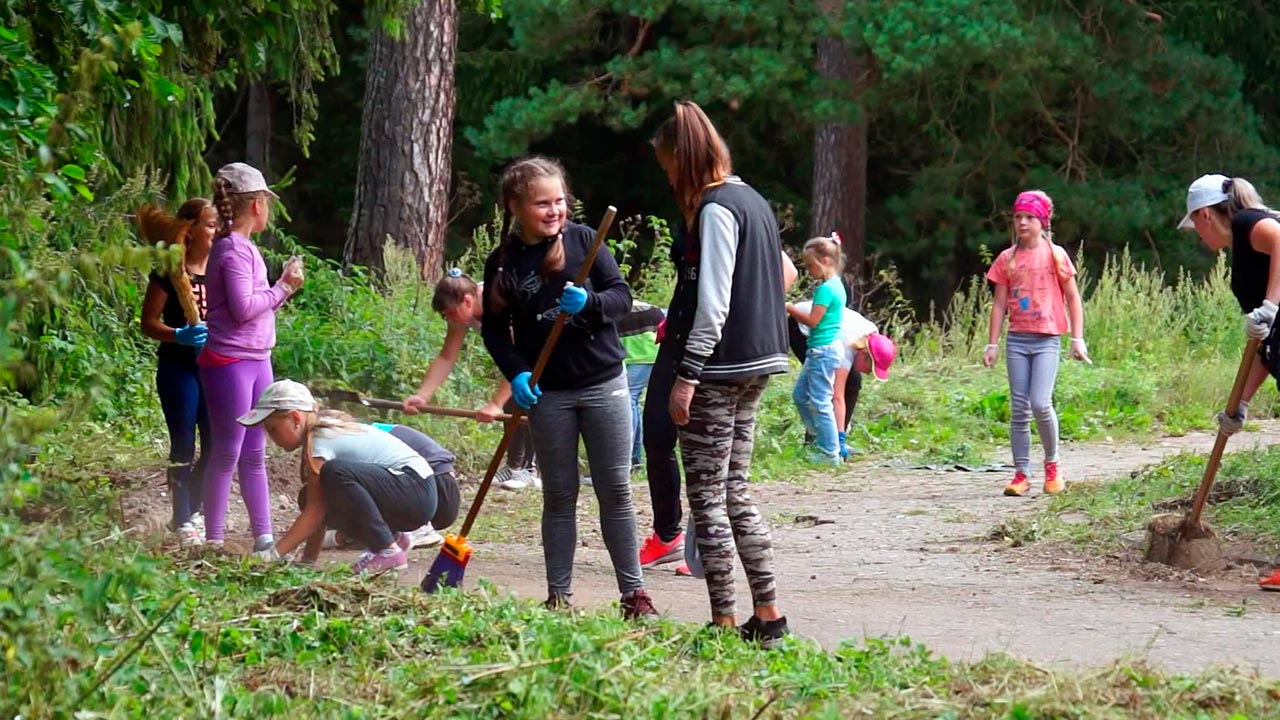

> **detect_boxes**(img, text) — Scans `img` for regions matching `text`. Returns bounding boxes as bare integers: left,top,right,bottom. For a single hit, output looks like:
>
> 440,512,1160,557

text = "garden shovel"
1144,337,1260,570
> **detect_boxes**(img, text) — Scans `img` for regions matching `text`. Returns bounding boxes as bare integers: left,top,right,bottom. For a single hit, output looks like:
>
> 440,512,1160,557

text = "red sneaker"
621,589,659,620
1004,471,1030,497
1259,569,1280,592
1043,462,1064,494
638,532,684,568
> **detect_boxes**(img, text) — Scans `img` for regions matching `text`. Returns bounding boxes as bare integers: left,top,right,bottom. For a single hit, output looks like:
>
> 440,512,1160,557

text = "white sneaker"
406,523,443,548
176,523,202,547
497,467,542,491
189,512,205,532
322,529,339,549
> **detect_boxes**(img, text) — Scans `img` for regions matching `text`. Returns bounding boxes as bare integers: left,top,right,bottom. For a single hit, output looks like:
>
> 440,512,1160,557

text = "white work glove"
1215,401,1248,437
983,344,999,368
1246,301,1278,340
251,543,281,562
1069,337,1092,364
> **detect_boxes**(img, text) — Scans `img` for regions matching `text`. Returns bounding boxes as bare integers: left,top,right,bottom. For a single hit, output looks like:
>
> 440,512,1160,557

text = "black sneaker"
739,615,789,649
544,593,571,610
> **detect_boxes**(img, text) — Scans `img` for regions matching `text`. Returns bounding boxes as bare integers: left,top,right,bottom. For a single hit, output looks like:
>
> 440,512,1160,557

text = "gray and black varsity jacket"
666,177,790,383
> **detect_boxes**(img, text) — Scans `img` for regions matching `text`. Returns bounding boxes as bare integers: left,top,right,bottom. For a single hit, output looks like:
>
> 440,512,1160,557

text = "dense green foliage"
4,2,1280,716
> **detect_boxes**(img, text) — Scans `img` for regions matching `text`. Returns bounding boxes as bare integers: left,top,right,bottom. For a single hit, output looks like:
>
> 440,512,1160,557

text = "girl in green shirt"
786,235,846,465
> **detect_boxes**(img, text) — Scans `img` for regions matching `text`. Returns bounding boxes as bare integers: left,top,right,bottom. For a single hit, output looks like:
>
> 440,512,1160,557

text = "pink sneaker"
352,548,408,574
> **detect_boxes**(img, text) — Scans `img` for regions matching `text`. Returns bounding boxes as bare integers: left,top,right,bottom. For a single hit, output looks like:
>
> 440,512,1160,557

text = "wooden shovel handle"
364,397,515,422
1185,338,1261,529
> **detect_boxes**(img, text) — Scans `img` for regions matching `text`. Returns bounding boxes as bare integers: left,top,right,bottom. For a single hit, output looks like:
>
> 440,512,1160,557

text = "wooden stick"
1184,337,1260,532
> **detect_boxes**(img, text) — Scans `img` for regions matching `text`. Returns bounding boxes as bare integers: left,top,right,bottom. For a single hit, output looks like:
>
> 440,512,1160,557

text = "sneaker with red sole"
639,532,684,567
1043,461,1064,494
1259,569,1280,591
621,589,659,620
674,562,693,577
1004,471,1031,497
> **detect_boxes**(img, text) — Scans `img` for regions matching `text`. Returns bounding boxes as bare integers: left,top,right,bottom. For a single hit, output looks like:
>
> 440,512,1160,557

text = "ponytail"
1218,177,1280,222
432,268,480,314
652,101,732,220
212,176,236,241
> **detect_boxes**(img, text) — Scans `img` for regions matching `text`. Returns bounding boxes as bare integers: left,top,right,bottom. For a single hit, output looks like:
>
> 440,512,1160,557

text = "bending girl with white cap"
1178,173,1280,592
200,162,304,553
239,380,441,574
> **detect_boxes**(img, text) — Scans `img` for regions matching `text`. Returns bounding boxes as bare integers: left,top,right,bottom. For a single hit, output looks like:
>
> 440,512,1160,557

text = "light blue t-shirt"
807,277,847,348
310,424,431,478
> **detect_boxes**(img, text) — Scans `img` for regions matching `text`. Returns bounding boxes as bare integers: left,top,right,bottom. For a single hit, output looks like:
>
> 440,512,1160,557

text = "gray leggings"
528,371,643,598
1006,332,1060,472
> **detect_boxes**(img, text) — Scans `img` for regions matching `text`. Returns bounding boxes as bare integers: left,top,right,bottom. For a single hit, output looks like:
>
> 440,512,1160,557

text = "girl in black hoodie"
481,156,656,619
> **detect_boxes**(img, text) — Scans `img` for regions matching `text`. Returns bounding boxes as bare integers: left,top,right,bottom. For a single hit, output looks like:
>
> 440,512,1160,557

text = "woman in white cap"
1179,173,1280,591
200,162,304,554
240,380,441,574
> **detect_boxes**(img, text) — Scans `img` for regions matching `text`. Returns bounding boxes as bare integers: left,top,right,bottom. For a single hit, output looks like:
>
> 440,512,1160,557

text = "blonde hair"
1209,177,1280,222
212,176,269,241
803,235,841,273
281,408,364,482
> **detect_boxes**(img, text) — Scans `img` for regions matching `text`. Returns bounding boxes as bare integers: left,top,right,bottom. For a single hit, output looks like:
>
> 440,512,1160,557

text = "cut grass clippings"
5,516,1280,720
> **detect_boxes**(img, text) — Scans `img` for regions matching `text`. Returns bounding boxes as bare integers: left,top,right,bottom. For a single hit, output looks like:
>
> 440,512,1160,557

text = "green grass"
993,445,1280,554
5,509,1280,720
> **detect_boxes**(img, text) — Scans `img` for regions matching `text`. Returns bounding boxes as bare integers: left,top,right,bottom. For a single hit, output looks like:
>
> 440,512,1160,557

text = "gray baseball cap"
215,162,280,198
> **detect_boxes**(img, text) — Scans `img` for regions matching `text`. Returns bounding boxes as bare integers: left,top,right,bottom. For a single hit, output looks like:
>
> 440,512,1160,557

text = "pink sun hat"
866,333,897,381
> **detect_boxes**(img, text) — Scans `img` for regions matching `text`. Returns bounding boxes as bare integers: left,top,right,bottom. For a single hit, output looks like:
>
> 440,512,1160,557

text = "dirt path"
125,427,1280,674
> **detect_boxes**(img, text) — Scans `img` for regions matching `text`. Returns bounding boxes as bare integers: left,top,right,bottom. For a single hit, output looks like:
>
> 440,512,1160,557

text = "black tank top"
1231,209,1276,313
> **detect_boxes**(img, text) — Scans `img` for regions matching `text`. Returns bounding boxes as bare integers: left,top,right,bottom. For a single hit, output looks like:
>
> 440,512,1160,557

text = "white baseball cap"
1178,174,1230,230
215,162,280,199
236,380,315,426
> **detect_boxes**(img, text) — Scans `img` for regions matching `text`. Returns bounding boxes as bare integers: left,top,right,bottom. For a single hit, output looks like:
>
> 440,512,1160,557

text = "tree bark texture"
245,81,272,172
344,0,457,281
809,35,871,301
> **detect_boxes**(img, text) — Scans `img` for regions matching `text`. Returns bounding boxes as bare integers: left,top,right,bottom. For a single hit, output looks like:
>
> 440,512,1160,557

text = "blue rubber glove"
174,324,208,348
511,371,542,409
558,283,588,315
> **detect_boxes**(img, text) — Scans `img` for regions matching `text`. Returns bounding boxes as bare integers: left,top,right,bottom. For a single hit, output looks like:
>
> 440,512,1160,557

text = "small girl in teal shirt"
786,234,846,465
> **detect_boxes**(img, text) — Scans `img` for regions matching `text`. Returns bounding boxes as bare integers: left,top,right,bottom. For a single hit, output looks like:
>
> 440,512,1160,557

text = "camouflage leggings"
680,375,777,617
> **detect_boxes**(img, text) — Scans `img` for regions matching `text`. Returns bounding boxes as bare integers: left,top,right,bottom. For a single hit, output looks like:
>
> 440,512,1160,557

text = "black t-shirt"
1231,209,1276,313
147,271,207,363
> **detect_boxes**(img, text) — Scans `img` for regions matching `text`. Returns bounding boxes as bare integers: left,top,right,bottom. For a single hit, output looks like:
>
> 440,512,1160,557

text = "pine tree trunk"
344,0,457,281
809,36,870,301
245,82,272,172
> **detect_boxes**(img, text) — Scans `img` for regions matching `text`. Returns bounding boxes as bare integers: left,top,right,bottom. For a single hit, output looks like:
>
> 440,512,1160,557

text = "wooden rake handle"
362,397,515,422
457,206,618,538
1185,337,1261,529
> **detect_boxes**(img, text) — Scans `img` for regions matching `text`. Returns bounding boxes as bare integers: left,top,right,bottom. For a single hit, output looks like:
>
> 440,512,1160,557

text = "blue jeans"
156,356,210,528
793,343,841,459
625,363,653,466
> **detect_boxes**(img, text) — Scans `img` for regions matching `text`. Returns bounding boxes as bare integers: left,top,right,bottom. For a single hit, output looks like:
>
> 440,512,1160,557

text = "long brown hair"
212,176,267,241
489,156,571,312
651,101,732,221
137,199,212,325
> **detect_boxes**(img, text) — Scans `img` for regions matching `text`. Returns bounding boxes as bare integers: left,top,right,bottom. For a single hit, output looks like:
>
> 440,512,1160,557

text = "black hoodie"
481,220,632,391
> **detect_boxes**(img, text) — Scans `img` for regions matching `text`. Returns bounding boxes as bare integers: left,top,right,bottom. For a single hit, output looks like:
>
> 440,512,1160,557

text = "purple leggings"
199,358,275,541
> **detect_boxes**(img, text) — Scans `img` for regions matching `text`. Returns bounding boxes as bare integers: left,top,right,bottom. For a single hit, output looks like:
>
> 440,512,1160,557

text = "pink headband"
1013,192,1052,226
